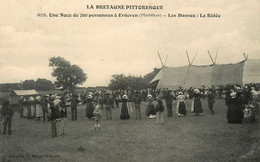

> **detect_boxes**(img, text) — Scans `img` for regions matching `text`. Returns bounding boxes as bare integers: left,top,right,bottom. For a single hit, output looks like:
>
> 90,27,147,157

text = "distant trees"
22,78,55,91
35,78,55,91
0,79,55,92
108,68,161,90
0,83,22,92
49,56,87,92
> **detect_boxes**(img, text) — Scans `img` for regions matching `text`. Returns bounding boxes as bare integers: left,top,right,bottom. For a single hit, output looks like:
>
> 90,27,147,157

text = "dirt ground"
0,99,259,162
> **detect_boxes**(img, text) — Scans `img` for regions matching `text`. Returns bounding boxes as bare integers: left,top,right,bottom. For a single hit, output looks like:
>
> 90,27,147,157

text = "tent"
9,89,38,104
150,59,260,89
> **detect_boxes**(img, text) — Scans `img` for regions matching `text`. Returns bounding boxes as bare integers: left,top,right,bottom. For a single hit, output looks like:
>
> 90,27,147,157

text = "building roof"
11,89,38,96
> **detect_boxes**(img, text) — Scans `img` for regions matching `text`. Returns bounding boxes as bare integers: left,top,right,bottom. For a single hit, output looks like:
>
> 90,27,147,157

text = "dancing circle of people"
1,84,259,137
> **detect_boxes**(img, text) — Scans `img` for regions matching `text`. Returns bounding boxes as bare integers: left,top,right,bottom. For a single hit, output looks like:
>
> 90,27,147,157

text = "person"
30,96,36,119
127,92,134,116
59,98,67,135
86,95,94,120
41,96,49,122
133,91,142,120
35,96,42,120
1,101,14,135
114,91,120,108
70,94,79,121
226,91,243,123
18,97,24,118
165,91,174,117
22,96,28,118
191,89,203,116
176,92,187,117
207,89,215,115
93,104,102,131
155,99,164,124
250,87,259,110
104,93,113,120
120,94,130,119
145,94,156,119
50,97,60,138
27,96,33,119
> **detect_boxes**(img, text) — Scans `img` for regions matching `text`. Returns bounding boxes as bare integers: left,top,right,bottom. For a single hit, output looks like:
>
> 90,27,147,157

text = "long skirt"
227,104,243,123
86,103,94,119
120,103,130,119
178,102,187,115
23,106,27,117
35,104,43,118
31,105,35,118
27,106,31,118
191,99,203,114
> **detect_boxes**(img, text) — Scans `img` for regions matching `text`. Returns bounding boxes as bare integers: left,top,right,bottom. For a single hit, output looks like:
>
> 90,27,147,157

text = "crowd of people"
0,83,259,137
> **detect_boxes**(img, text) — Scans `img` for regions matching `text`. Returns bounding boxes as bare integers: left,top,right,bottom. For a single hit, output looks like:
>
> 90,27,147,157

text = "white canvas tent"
150,59,260,89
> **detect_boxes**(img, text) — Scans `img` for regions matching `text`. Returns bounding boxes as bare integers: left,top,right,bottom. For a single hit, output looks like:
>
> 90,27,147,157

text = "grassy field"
0,99,259,162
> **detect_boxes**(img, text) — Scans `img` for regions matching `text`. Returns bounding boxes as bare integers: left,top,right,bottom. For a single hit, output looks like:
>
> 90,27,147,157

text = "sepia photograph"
0,0,260,161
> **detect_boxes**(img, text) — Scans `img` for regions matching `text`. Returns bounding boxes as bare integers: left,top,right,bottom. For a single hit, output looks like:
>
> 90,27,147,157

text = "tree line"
0,56,159,92
0,78,55,92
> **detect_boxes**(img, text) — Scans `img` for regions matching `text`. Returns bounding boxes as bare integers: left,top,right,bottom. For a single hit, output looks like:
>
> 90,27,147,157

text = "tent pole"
214,49,218,63
186,50,191,65
157,51,164,67
164,54,168,66
243,53,248,60
191,51,198,65
208,50,215,64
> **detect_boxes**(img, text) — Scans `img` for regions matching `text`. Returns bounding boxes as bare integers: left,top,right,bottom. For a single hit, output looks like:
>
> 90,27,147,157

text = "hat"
230,92,237,98
53,98,61,106
29,97,35,101
95,104,101,109
147,94,152,98
36,96,41,101
194,89,200,94
122,94,128,99
88,95,93,99
179,92,183,95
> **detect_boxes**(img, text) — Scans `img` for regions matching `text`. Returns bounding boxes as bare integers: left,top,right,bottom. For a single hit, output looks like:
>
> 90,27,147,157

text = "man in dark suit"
70,94,79,121
165,91,174,117
207,89,216,115
1,101,14,135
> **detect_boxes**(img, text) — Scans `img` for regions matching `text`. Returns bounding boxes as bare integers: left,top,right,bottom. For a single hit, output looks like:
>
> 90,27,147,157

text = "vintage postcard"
0,0,259,161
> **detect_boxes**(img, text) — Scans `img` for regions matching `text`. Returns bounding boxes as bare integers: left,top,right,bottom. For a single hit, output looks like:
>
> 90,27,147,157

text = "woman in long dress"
120,94,130,119
191,89,203,116
86,95,94,120
35,96,43,120
226,91,243,123
176,92,187,117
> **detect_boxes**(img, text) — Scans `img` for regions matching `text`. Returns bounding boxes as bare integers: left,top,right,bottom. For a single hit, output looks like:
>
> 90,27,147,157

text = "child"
93,104,101,131
155,99,164,124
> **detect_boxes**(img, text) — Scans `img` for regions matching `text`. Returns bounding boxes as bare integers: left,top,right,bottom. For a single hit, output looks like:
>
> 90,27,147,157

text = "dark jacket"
133,95,142,105
50,105,59,120
60,108,67,118
70,97,79,108
165,93,174,105
1,104,14,117
156,101,164,112
41,97,48,108
207,92,215,104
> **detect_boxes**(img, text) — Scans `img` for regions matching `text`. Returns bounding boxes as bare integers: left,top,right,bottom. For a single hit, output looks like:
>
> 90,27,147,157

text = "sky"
0,0,260,87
